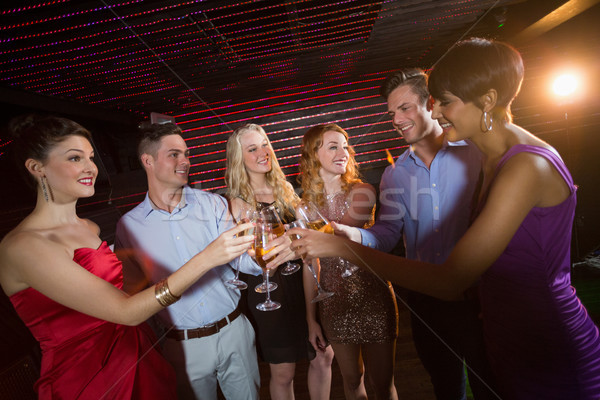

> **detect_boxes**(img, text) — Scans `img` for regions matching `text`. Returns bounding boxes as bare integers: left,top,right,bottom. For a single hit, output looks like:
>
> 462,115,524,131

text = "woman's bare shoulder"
82,218,101,236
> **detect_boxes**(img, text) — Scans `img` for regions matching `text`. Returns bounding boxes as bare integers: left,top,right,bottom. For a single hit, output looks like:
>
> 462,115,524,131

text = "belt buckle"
200,322,218,335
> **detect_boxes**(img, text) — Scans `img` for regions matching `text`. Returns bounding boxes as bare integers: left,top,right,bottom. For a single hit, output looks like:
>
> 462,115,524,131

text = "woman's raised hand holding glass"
288,219,334,303
297,201,357,277
297,202,334,234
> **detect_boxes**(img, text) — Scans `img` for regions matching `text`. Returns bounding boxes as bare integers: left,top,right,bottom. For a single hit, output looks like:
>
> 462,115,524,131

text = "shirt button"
434,206,439,210
434,229,439,233
432,183,437,188
176,236,180,240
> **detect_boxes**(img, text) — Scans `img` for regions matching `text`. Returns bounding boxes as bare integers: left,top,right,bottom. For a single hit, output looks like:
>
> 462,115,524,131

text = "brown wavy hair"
298,123,361,208
225,123,298,220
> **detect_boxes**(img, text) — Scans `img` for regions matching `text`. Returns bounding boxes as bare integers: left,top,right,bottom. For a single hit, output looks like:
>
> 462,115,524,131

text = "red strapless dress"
9,241,177,399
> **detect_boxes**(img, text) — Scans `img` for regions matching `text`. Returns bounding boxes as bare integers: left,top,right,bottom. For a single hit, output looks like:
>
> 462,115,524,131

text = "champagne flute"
254,221,281,311
224,208,257,290
298,201,358,277
297,202,334,234
288,219,334,303
260,205,301,275
253,214,278,294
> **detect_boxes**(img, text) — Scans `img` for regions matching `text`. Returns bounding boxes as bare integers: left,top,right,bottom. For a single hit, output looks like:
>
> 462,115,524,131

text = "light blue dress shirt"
361,140,482,264
115,186,261,329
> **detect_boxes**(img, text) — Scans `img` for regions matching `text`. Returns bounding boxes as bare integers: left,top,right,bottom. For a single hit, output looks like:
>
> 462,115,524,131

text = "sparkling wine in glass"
260,205,301,275
288,219,334,303
297,202,334,234
298,201,357,277
254,221,281,311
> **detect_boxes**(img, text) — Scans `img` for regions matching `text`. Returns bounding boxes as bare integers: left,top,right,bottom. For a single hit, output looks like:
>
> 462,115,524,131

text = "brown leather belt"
165,307,241,341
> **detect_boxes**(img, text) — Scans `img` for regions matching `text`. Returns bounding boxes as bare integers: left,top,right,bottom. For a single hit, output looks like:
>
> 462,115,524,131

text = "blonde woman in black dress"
225,123,334,400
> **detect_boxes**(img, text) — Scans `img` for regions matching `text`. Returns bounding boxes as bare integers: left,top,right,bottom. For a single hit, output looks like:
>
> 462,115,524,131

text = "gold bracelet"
154,278,181,307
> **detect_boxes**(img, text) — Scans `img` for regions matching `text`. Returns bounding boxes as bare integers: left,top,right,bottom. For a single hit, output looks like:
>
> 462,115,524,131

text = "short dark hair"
137,122,183,159
8,114,92,189
379,68,429,106
428,37,524,122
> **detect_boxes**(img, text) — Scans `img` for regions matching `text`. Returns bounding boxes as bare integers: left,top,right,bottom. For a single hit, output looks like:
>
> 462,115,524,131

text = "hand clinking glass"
288,219,334,303
260,205,301,275
297,201,358,278
224,208,257,290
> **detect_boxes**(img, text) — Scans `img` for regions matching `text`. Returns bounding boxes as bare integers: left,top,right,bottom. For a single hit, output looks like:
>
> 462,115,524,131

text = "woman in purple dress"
287,38,600,399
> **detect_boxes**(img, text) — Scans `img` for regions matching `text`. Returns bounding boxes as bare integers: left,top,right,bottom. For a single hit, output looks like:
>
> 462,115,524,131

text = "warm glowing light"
385,148,395,167
553,73,579,97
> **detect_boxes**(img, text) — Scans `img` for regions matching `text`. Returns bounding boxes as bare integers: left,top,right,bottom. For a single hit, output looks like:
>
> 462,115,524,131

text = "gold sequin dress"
317,190,398,344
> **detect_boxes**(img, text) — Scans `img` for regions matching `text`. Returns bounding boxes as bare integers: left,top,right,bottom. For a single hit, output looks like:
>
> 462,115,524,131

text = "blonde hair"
298,123,362,208
225,123,299,220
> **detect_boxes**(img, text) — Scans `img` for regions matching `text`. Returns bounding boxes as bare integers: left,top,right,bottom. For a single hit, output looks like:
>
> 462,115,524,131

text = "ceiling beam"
512,0,600,43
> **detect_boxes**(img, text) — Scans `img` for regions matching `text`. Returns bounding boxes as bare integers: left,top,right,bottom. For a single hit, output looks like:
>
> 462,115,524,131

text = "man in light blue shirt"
341,69,496,399
115,123,262,400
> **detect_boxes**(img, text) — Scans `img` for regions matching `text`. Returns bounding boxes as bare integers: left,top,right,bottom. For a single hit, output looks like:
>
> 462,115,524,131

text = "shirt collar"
142,185,189,218
402,138,470,165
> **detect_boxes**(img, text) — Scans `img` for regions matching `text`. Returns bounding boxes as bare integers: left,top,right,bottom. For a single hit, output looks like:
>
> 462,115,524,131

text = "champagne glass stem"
265,270,272,302
306,259,334,303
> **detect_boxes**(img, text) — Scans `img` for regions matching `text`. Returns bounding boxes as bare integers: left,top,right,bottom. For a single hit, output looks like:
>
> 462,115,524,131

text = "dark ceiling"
1,0,585,119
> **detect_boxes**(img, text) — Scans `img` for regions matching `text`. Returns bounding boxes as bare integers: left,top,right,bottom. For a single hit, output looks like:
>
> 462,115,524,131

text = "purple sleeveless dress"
479,145,600,399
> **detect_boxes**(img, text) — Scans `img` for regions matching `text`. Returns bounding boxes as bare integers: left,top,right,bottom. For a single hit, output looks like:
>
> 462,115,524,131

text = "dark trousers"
407,291,498,400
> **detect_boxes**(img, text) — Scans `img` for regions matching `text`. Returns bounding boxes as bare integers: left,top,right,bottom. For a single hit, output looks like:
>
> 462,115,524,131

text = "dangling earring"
40,176,49,202
482,111,493,132
40,176,54,202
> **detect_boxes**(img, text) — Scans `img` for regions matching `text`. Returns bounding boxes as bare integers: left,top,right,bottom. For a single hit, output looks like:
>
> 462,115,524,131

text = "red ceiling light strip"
0,1,214,42
187,131,402,170
2,16,372,83
186,121,396,166
13,63,162,92
1,0,70,15
0,0,370,62
185,112,388,154
177,75,383,122
2,23,221,67
207,0,380,39
230,29,371,62
0,0,145,31
0,18,199,56
1,3,376,73
183,95,382,142
183,90,380,137
232,21,374,56
225,11,377,50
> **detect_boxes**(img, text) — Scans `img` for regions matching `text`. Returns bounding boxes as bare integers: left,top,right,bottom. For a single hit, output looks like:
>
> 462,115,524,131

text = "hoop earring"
482,111,493,132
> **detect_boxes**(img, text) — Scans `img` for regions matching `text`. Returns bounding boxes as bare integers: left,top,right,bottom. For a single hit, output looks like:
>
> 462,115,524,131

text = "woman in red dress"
0,114,253,399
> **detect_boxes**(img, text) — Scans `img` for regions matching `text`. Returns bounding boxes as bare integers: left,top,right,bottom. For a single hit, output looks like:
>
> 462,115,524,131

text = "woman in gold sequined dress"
298,123,399,399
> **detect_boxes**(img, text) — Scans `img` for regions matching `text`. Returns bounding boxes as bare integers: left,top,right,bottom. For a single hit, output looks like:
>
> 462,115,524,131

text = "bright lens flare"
553,74,579,97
